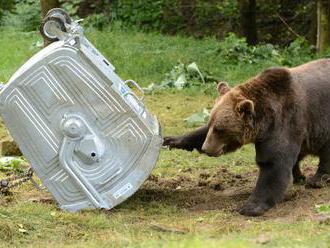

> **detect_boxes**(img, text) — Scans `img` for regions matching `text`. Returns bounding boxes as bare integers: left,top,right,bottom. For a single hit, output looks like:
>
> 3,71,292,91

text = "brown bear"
163,59,330,216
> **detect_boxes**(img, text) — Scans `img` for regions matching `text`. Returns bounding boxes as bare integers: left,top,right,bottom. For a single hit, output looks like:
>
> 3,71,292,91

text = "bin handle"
123,91,146,115
124,79,144,101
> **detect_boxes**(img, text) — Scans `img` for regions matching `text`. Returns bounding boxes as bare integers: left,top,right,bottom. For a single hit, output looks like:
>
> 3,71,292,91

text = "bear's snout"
201,142,224,157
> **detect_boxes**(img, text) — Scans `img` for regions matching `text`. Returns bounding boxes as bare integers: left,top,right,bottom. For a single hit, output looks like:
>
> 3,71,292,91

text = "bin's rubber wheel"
40,16,67,43
45,8,72,24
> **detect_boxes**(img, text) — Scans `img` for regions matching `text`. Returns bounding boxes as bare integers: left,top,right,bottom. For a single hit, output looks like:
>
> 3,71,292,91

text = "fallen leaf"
18,224,28,234
18,228,28,234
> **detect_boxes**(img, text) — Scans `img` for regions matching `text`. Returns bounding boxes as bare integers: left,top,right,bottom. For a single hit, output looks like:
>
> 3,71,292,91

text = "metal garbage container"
0,9,162,212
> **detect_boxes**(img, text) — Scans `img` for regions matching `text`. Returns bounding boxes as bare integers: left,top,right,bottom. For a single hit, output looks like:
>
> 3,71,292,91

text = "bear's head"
201,82,256,157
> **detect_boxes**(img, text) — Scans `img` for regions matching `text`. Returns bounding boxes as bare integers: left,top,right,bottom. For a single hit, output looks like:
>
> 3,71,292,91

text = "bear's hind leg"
306,144,330,188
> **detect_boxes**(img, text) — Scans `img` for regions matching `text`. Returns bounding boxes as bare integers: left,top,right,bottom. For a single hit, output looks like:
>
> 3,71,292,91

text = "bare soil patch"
131,166,330,220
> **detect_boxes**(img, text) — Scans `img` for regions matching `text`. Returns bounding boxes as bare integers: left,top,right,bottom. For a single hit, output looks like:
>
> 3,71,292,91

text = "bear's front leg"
239,142,298,216
163,125,208,152
239,160,294,216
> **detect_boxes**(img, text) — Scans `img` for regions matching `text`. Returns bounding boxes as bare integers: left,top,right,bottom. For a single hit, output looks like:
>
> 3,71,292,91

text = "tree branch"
277,14,303,39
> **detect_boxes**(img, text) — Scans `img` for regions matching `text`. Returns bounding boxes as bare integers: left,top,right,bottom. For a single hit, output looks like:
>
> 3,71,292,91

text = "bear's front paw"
163,136,193,151
239,201,271,216
163,136,182,149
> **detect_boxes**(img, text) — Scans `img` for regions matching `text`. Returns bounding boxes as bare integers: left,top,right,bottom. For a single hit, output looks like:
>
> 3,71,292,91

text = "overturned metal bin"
0,9,162,211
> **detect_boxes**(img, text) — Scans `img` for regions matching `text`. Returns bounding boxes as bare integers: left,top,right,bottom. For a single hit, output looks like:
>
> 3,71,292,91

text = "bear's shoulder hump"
258,67,292,93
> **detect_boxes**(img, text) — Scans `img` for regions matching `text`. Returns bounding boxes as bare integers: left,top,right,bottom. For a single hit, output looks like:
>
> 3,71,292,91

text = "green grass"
0,28,329,248
0,27,277,87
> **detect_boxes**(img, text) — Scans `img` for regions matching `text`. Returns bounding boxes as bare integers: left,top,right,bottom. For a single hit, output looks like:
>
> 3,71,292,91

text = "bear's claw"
239,201,271,216
306,173,330,188
163,136,193,151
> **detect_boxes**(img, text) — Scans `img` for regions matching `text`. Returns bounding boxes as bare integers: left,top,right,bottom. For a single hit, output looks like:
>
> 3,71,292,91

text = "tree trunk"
40,0,60,46
40,0,59,18
180,0,196,36
239,0,258,45
317,0,330,53
308,1,318,46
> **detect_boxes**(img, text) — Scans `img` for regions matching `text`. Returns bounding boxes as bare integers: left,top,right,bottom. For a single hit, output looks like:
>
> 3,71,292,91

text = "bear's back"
290,59,330,91
291,59,330,149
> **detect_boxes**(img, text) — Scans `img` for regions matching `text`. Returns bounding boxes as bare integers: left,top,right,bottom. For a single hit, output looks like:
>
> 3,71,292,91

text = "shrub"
1,0,40,32
0,0,15,21
112,0,163,30
280,37,315,66
216,33,314,66
83,13,111,30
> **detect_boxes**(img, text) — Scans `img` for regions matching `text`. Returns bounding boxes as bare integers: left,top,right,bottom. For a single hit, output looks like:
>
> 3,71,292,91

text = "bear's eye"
214,127,225,135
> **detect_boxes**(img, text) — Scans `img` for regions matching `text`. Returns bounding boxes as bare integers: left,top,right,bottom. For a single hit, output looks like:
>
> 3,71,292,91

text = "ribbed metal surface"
0,24,162,211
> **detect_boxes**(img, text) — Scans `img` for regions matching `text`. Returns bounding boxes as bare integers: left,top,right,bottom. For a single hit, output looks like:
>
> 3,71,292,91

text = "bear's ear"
236,99,255,118
217,82,230,96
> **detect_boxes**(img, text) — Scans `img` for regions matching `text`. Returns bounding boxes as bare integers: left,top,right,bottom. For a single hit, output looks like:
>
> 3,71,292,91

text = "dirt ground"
135,165,330,221
2,163,328,221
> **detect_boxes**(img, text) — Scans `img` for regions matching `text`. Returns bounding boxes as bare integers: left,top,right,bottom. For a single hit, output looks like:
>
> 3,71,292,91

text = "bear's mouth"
206,146,225,157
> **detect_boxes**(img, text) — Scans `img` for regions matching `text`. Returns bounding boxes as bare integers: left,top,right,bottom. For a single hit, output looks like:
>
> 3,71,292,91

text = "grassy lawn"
0,28,329,247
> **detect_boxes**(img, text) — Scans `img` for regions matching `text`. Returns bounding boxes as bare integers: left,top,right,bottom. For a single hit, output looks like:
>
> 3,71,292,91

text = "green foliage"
216,33,279,64
316,204,330,216
216,33,314,66
144,62,219,92
215,0,239,18
109,0,241,36
185,108,210,127
0,157,26,173
60,0,83,17
0,0,15,21
0,0,316,45
83,13,110,30
112,0,163,30
280,38,315,66
82,0,313,45
1,0,40,31
193,0,239,36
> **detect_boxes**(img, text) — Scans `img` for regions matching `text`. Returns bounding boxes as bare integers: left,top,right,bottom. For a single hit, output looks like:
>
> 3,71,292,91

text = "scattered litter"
18,224,28,234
